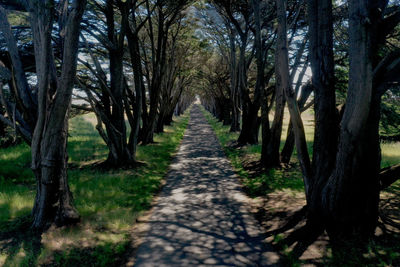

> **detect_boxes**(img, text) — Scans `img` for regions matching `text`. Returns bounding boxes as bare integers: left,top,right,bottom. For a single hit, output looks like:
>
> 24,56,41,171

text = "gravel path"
134,105,278,267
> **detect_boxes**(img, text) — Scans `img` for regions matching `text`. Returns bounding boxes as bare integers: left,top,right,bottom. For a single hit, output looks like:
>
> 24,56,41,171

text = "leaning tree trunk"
281,83,313,164
275,0,312,192
30,0,86,230
124,5,143,159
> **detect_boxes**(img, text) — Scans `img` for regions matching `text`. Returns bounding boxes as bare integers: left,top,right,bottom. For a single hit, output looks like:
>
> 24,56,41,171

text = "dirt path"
134,105,278,266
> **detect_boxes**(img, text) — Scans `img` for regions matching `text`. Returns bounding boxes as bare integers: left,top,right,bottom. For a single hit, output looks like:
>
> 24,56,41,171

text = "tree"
0,5,37,144
278,0,400,246
26,0,85,230
140,0,191,144
214,0,262,145
78,0,137,167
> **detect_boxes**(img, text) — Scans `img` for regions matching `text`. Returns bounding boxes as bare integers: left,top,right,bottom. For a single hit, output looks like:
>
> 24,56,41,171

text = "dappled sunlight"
0,253,6,266
204,107,400,265
135,105,279,266
0,184,34,222
203,108,305,195
381,142,400,167
42,225,127,252
0,145,30,161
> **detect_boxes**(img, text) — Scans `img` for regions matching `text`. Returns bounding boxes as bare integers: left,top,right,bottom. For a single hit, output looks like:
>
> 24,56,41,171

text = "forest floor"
132,104,279,266
203,107,400,267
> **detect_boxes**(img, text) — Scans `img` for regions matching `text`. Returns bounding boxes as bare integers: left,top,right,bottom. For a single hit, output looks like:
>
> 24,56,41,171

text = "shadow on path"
134,105,278,266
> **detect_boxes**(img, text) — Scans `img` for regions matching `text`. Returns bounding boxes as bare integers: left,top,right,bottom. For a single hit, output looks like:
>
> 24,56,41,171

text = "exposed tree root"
380,163,400,190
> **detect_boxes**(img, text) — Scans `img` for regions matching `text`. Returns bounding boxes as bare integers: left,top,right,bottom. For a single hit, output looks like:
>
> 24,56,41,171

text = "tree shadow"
48,241,132,267
251,180,400,266
133,106,279,266
0,215,43,266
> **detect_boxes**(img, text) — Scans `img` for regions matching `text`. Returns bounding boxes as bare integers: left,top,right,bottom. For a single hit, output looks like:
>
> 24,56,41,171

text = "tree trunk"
237,42,260,145
280,121,294,164
141,6,170,145
165,111,174,125
227,23,240,132
32,113,79,229
101,0,133,167
262,85,286,167
281,83,313,164
105,56,133,166
236,32,260,145
0,105,5,137
222,98,231,125
30,0,86,230
306,0,338,218
321,1,379,240
261,93,271,165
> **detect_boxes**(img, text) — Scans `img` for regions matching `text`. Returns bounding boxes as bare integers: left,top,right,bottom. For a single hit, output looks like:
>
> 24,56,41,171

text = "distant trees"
79,0,135,167
0,0,196,168
200,0,310,167
0,0,399,244
75,0,195,166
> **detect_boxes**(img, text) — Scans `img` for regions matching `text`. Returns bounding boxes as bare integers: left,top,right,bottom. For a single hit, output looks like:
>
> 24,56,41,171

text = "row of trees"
200,0,400,245
1,0,400,249
0,0,196,230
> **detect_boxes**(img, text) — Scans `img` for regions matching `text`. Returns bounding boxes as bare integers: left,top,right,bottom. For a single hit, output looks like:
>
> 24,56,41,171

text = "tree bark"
30,0,86,230
263,81,286,167
306,0,338,222
321,0,380,241
227,22,240,132
0,103,6,138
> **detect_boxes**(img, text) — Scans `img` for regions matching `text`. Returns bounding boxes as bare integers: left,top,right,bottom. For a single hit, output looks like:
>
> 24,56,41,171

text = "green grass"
381,142,400,168
202,107,400,196
202,107,400,267
0,110,190,266
202,108,306,197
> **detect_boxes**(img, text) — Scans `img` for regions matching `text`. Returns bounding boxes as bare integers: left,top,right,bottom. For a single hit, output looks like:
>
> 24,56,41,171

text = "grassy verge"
202,107,400,195
0,110,190,266
201,107,400,267
201,108,305,197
